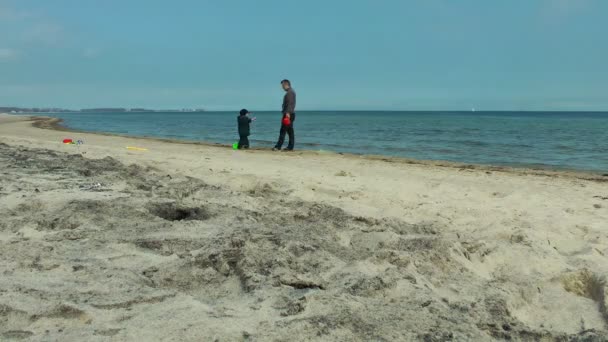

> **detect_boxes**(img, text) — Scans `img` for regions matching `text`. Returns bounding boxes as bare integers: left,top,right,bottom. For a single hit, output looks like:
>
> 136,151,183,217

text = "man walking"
273,79,296,151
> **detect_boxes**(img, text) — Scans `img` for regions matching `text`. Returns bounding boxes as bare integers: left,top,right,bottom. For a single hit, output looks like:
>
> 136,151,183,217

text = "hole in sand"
561,269,605,301
149,203,211,221
561,269,607,323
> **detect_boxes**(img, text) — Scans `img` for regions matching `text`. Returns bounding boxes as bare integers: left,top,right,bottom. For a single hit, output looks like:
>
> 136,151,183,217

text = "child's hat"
240,109,250,115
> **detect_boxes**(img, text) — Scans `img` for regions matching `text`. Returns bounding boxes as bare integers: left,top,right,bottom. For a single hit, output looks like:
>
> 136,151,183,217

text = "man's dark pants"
275,113,296,150
238,135,249,149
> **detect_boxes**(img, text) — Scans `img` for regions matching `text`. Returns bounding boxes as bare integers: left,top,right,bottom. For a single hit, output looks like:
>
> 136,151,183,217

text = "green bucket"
232,142,239,150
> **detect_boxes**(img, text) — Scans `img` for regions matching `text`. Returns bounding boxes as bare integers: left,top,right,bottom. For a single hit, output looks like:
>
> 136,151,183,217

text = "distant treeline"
1,107,205,113
0,107,78,113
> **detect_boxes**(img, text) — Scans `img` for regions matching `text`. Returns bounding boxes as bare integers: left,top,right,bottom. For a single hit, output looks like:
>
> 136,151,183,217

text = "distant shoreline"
6,110,608,114
4,110,207,114
13,113,607,181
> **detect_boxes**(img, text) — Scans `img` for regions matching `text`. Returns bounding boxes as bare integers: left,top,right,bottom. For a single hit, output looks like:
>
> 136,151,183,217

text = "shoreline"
22,113,608,182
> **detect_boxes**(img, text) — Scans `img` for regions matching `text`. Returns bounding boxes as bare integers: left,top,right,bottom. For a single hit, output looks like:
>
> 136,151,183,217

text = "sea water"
38,111,608,172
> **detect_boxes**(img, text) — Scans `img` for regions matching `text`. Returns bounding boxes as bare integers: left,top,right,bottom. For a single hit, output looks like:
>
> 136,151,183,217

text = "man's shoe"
272,147,280,151
282,148,294,152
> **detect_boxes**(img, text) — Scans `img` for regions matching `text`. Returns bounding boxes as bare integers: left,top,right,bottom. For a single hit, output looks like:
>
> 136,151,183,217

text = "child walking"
237,109,253,149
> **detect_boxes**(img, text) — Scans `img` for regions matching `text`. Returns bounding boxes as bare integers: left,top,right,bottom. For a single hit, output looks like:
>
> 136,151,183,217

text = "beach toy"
232,142,239,150
282,116,291,126
126,146,148,151
63,138,73,144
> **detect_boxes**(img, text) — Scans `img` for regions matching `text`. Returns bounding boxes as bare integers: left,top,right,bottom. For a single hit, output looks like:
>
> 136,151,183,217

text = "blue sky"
1,0,607,111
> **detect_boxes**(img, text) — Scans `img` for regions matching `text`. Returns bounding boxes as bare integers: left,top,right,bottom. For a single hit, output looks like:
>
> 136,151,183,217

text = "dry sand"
0,113,607,341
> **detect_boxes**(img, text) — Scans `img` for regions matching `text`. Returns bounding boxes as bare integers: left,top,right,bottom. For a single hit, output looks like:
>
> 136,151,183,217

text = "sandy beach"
1,113,607,341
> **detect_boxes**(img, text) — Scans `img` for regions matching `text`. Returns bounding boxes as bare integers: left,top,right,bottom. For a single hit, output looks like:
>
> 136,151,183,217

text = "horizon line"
3,108,608,113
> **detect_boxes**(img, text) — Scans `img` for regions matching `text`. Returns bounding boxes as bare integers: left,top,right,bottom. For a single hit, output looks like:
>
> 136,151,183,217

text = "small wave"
250,139,357,151
506,143,533,149
410,129,447,135
458,140,490,147
555,144,575,151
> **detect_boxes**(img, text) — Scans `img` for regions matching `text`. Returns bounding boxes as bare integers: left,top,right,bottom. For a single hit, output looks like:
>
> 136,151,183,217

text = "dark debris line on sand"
0,143,607,341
